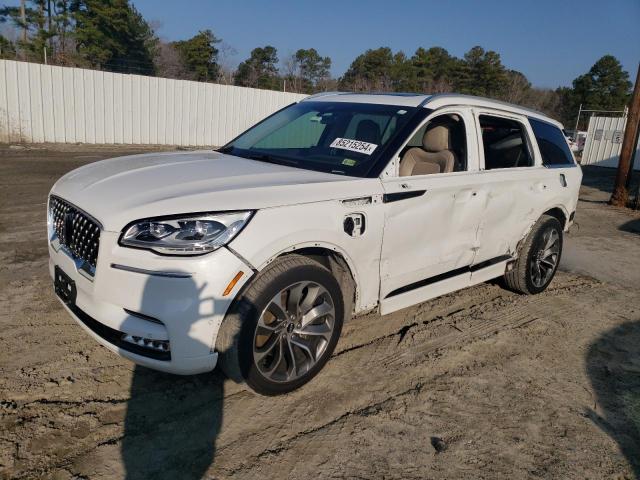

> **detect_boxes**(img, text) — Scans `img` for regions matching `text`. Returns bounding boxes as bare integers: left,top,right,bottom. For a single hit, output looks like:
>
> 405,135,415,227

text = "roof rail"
301,91,342,101
424,93,545,116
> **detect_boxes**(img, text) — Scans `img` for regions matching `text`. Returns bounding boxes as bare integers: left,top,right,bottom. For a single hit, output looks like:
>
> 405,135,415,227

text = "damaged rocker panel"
386,255,512,298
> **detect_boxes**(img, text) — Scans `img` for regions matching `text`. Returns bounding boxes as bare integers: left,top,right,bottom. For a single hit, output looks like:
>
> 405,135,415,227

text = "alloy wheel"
253,281,335,383
531,227,560,288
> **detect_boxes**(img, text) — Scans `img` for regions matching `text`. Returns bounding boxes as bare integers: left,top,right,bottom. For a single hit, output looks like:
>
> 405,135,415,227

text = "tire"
215,254,345,396
504,214,563,295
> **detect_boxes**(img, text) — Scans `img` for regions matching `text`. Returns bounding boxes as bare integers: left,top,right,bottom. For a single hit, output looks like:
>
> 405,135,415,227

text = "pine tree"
70,0,157,74
234,46,280,90
172,29,220,82
0,34,17,59
288,48,331,93
410,47,457,93
339,47,396,91
0,0,54,61
456,46,507,98
559,56,631,128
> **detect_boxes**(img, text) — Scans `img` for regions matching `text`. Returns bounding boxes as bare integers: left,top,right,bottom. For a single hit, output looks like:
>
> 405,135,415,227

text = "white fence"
581,115,640,171
0,59,307,146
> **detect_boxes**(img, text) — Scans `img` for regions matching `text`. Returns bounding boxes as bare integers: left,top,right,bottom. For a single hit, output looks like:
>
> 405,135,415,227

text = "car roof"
302,92,563,128
303,92,431,107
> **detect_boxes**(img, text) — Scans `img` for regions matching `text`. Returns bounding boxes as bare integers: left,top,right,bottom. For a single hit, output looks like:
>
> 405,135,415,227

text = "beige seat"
399,123,457,176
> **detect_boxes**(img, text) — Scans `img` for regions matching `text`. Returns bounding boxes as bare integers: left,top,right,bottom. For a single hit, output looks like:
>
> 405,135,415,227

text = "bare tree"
282,52,302,92
154,40,191,79
217,41,237,84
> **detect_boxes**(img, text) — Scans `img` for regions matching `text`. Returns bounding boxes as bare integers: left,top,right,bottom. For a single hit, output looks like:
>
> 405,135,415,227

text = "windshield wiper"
216,145,233,154
243,152,299,167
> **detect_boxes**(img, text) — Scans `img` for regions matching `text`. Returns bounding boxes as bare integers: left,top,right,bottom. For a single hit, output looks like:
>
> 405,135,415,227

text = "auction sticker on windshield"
330,137,378,155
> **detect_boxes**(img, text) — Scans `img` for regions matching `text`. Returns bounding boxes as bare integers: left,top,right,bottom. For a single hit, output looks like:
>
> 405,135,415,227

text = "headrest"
355,120,381,144
422,125,451,152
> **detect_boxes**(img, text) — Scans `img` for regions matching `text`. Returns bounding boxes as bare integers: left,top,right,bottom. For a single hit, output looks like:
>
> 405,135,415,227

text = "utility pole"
636,171,640,209
610,63,640,207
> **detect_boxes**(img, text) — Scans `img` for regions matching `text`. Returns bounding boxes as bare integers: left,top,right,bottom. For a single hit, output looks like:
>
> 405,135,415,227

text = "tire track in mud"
219,381,430,478
195,274,604,477
333,274,600,370
0,273,607,479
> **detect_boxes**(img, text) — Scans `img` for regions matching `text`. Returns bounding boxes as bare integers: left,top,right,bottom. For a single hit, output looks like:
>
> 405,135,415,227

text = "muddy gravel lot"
1,145,639,480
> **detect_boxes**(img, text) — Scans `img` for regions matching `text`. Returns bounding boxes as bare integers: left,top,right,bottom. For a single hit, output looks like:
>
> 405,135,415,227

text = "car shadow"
122,368,224,480
619,218,640,235
585,320,640,477
121,274,236,480
581,163,639,193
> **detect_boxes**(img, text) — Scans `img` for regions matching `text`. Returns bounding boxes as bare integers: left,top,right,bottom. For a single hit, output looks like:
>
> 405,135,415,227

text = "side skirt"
379,256,511,315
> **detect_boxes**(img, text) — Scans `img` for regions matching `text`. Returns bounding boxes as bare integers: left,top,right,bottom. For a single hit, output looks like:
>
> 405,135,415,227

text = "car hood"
51,150,379,231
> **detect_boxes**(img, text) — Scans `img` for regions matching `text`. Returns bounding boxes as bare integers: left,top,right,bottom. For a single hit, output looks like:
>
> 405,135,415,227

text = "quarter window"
529,118,575,166
479,115,533,170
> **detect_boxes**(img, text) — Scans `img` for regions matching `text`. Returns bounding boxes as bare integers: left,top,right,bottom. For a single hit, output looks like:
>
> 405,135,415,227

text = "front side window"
529,118,575,166
399,113,468,176
479,115,533,170
220,101,417,177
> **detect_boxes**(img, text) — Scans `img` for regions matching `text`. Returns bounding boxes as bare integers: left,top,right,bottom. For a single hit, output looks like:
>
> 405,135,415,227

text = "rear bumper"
49,229,253,375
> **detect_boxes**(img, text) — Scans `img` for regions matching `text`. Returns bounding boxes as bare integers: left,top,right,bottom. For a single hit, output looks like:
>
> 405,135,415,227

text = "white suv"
48,93,581,395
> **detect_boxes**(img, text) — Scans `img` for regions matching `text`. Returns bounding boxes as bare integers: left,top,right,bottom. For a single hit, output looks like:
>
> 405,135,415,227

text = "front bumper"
48,229,253,375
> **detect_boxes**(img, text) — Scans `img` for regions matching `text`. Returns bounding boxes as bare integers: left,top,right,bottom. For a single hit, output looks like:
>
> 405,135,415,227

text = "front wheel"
504,214,563,295
216,255,345,396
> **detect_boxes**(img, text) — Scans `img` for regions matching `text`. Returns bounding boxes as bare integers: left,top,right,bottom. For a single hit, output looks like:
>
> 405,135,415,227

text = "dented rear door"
471,109,557,265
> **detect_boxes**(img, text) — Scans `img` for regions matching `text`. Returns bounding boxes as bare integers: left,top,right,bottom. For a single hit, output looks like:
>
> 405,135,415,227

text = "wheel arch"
262,243,361,315
514,205,569,259
542,205,569,231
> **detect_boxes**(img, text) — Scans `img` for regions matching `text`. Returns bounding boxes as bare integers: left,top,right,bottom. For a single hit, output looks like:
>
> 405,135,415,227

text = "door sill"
380,256,511,315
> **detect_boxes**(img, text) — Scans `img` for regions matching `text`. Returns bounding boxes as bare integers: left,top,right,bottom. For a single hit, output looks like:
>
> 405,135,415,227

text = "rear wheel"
504,214,563,294
216,255,344,395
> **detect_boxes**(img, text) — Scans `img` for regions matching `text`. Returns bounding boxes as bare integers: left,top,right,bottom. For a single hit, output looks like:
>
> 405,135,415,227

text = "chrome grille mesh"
49,196,101,269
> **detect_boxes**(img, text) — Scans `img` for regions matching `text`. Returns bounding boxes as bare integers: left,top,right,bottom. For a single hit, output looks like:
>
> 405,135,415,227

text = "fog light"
122,334,170,352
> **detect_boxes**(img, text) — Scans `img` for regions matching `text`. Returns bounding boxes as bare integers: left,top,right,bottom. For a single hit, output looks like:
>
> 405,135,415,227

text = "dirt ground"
1,145,639,480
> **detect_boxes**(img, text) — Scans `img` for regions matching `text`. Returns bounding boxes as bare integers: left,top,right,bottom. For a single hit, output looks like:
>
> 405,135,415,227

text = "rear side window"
529,118,575,166
479,115,533,169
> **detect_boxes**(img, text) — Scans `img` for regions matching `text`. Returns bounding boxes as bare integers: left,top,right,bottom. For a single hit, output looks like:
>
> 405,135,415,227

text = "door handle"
559,174,567,187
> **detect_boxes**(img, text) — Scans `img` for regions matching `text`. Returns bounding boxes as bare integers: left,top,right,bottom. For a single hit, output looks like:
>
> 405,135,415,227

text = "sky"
4,0,640,88
131,0,639,88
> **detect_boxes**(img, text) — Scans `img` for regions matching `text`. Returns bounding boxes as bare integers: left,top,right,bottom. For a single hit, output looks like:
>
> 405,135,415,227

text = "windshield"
219,101,418,177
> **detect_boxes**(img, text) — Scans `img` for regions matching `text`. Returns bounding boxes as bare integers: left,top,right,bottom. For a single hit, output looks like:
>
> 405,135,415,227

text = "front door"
378,109,484,305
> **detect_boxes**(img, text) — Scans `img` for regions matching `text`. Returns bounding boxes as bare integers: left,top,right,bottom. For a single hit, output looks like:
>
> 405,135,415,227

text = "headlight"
120,211,253,256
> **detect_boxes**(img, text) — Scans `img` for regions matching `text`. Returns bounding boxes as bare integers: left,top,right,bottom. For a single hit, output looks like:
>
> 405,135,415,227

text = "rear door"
471,110,556,267
528,117,582,213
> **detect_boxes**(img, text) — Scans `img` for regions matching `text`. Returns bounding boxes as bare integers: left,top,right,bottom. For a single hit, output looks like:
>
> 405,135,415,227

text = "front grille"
49,196,101,270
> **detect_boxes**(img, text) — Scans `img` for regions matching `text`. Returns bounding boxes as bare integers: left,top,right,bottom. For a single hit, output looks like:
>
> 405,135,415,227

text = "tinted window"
254,110,326,149
221,102,416,177
479,115,533,170
529,118,575,166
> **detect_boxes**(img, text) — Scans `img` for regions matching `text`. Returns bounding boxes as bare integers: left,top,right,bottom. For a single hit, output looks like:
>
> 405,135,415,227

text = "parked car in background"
564,130,587,153
48,93,582,395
